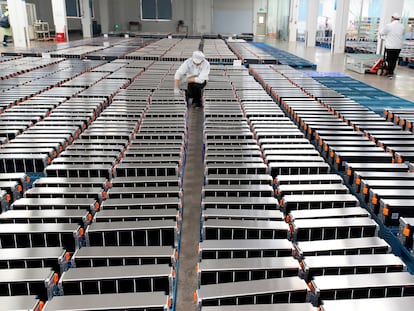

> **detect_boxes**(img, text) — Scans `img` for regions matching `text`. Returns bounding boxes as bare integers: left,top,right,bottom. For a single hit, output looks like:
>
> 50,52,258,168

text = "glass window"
65,0,94,18
66,0,79,17
141,0,172,20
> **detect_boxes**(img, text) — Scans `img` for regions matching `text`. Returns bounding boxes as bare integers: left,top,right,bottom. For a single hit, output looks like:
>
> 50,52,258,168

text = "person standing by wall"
174,50,210,108
0,7,11,46
379,12,405,79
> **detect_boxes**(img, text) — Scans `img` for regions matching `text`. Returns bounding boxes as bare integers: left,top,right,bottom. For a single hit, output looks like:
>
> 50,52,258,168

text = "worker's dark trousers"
385,48,401,75
187,81,207,107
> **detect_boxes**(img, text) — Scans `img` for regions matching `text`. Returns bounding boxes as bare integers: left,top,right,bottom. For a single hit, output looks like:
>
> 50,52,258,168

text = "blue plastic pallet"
250,42,317,70
312,76,414,114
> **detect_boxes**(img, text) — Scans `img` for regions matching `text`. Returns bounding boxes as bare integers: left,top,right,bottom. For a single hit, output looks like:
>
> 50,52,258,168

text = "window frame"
65,0,95,19
141,0,172,21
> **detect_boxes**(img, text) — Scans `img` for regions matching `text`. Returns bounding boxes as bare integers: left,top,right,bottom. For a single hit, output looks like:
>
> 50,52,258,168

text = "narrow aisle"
176,106,204,310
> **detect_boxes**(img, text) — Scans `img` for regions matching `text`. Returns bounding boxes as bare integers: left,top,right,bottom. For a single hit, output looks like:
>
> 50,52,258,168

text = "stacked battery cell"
0,56,175,309
0,59,107,174
226,40,277,64
196,65,311,310
249,63,414,308
2,37,414,310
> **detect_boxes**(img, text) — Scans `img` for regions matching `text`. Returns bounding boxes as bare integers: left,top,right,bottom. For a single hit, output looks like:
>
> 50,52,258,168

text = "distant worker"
174,50,210,108
379,12,405,79
0,7,11,47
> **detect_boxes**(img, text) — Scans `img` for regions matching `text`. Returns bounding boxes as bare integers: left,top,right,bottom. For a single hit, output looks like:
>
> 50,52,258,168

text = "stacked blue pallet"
250,42,317,70
304,73,414,114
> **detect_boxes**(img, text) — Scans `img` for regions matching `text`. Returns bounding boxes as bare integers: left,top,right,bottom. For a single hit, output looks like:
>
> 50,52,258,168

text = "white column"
306,0,319,47
289,0,299,41
332,0,350,53
7,0,30,48
51,0,68,42
377,0,404,53
80,0,92,38
99,0,109,34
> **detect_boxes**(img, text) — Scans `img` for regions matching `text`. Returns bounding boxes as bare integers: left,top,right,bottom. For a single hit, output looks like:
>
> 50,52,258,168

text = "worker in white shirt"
174,50,210,108
379,12,405,79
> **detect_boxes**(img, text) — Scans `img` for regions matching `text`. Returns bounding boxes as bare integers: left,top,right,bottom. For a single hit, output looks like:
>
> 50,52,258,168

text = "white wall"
24,0,297,37
26,0,196,34
212,0,254,34
193,0,211,34
108,0,139,31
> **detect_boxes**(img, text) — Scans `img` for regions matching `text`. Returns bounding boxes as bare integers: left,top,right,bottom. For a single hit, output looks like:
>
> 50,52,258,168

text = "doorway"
256,12,267,36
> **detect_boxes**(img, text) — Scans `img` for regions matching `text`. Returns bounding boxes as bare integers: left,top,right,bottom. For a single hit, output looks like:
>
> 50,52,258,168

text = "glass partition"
267,0,290,40
346,0,382,53
297,0,308,41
